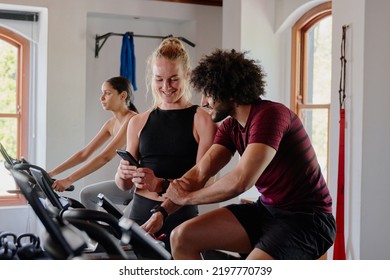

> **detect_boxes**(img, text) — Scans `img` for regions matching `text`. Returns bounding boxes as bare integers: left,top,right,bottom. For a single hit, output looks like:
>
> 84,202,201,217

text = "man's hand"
164,178,191,205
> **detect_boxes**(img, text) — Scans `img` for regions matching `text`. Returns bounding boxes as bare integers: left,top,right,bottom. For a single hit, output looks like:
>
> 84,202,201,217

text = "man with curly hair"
165,49,336,260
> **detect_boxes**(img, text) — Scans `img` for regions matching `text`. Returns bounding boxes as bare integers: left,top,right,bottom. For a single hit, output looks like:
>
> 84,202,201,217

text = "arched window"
0,25,30,206
291,2,332,181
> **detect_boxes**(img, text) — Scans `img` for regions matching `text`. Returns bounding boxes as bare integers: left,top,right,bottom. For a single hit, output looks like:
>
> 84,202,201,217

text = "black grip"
51,178,74,192
13,163,75,192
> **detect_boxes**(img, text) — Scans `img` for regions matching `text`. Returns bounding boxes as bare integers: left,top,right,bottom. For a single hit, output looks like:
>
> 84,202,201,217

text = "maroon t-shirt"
214,99,332,213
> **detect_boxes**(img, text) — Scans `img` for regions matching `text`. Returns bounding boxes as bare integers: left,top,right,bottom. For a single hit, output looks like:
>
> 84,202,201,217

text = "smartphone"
116,149,140,167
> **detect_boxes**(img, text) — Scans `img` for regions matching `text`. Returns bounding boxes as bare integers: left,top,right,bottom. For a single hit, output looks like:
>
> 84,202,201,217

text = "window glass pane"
0,118,18,195
305,16,332,104
0,118,17,155
0,39,18,114
0,162,17,196
300,108,329,180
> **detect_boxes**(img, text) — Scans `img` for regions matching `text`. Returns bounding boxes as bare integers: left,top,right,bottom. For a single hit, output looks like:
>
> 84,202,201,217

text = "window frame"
290,2,332,182
0,25,30,206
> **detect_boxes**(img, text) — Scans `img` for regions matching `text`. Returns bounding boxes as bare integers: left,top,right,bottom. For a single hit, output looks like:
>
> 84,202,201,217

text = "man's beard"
211,101,234,123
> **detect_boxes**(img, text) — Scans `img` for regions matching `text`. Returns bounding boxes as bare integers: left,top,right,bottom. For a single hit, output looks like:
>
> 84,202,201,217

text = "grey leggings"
129,193,198,252
79,180,133,212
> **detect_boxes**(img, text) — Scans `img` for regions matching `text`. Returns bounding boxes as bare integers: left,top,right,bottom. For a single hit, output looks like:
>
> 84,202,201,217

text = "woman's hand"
51,178,73,192
132,167,161,192
47,171,56,178
141,212,165,234
117,159,138,180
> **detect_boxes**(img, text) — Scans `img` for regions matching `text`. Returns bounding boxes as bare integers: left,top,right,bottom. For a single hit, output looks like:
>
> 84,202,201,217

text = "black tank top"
139,105,199,179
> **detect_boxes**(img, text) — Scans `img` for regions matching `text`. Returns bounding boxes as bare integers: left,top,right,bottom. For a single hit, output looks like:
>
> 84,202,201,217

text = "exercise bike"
10,168,172,260
2,143,171,260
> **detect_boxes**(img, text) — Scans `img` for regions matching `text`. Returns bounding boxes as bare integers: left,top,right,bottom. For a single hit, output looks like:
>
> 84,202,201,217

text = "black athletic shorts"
225,198,336,260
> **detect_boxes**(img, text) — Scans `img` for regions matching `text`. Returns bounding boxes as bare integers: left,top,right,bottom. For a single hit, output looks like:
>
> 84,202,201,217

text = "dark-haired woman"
49,76,138,210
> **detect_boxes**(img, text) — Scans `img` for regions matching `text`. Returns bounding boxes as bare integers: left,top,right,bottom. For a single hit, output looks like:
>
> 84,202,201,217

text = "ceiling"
155,0,222,7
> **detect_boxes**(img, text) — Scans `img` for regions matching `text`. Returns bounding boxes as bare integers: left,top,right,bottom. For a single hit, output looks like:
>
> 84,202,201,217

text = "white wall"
328,0,390,260
331,0,365,261
1,0,390,260
0,205,40,236
359,0,390,260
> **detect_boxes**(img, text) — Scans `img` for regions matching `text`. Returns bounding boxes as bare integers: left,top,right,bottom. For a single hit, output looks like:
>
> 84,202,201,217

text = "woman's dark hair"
106,76,138,113
190,49,266,105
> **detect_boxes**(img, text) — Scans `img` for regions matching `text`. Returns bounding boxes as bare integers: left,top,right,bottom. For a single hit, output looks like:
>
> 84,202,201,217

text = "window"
291,2,332,181
0,25,30,206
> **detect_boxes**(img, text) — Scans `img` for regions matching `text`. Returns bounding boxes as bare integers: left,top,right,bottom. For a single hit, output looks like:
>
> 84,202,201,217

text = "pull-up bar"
95,32,196,58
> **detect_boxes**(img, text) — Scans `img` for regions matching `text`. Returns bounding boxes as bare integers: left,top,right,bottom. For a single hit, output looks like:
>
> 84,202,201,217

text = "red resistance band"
333,109,346,260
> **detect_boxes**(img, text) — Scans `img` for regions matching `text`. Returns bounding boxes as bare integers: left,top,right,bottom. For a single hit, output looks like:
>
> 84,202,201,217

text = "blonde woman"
115,38,217,252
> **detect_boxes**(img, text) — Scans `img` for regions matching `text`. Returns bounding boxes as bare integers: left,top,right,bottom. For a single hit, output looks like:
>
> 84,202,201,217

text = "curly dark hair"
190,49,266,105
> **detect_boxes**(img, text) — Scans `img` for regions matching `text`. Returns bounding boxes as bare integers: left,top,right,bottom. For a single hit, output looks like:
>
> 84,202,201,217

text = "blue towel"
120,32,137,91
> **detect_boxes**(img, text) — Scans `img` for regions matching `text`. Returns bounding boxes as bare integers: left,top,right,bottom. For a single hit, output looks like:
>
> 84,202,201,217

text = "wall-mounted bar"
95,32,196,58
